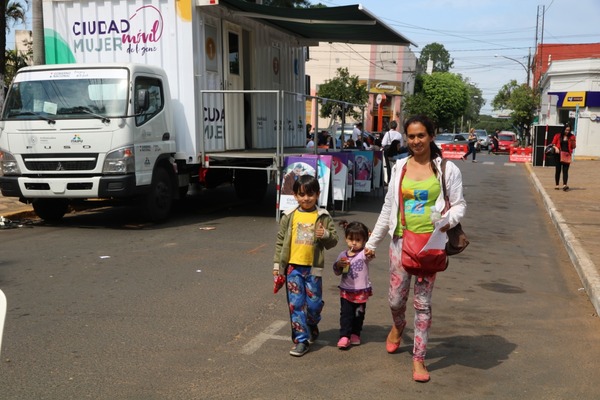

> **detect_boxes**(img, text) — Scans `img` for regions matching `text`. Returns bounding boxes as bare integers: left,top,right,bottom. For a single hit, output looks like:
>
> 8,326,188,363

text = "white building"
539,58,600,157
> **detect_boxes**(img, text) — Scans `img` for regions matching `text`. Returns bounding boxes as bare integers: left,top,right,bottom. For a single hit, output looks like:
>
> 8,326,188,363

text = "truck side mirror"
136,89,150,113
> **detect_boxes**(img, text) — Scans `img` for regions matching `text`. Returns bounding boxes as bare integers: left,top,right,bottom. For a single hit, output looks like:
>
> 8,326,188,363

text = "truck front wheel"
32,199,70,222
142,168,173,222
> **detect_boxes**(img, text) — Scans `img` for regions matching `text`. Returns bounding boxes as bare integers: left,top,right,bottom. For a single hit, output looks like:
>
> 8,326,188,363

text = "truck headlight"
103,146,135,174
0,149,21,176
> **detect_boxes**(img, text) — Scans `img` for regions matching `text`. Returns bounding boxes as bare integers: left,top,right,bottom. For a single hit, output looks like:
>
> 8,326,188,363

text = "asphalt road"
1,153,599,399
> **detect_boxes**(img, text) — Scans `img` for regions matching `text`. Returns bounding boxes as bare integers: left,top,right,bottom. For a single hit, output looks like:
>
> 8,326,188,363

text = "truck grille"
23,154,99,171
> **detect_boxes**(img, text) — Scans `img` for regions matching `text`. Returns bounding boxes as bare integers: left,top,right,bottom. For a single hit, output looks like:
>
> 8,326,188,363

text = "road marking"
482,161,495,165
241,320,288,354
240,320,329,354
504,163,517,167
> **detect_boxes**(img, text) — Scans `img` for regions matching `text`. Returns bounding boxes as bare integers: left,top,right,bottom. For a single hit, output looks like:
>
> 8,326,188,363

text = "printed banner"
372,150,383,189
302,154,332,209
280,156,317,212
353,151,373,192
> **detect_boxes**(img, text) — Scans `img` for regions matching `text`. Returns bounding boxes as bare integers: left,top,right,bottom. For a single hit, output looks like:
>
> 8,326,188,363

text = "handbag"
560,151,572,164
441,160,469,256
398,164,448,277
545,144,556,155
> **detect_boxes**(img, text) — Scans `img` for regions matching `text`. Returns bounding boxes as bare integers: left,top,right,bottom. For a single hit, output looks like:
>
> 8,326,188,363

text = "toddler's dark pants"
339,298,366,338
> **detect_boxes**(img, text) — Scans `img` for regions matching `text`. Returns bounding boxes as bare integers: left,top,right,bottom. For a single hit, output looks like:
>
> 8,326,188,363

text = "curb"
526,163,600,316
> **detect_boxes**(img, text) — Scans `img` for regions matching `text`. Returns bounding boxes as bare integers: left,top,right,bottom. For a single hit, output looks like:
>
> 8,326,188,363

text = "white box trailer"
0,0,413,221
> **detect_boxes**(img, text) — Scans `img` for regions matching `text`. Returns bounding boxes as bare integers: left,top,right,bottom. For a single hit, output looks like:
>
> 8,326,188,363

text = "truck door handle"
162,132,170,141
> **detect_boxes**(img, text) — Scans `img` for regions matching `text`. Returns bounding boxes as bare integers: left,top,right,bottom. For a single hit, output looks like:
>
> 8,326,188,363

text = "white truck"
0,0,309,221
0,0,411,221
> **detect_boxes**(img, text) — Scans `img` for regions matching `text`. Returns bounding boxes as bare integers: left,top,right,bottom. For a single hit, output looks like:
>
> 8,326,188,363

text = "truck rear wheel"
142,168,173,222
32,199,70,222
234,169,268,201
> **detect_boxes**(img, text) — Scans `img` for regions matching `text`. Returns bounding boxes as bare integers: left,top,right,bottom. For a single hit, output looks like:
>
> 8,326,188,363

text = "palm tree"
2,1,31,103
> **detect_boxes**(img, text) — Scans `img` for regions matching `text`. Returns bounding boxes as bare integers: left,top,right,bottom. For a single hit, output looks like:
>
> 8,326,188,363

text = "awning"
216,0,417,47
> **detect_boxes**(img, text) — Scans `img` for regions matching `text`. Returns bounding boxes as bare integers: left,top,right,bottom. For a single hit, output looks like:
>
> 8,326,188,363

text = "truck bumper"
0,175,145,199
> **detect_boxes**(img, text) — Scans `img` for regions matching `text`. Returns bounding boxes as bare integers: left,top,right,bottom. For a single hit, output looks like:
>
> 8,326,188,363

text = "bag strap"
440,159,451,214
399,162,408,229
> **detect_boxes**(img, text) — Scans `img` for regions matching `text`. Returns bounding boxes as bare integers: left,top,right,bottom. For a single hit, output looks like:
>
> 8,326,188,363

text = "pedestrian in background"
364,114,466,383
333,220,373,350
461,128,478,162
273,175,339,357
551,124,577,191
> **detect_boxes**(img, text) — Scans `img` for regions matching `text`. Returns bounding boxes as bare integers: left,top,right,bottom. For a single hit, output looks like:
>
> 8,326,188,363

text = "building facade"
305,42,417,134
539,58,600,157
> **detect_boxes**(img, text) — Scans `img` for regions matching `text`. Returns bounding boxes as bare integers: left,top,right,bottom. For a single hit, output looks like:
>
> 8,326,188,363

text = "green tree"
1,1,30,103
316,67,367,124
418,42,454,74
461,77,485,130
492,80,538,139
403,72,468,131
4,45,31,87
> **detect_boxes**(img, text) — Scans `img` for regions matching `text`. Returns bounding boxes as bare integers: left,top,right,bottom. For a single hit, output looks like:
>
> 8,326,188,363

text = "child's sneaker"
308,325,319,344
350,334,361,345
337,337,351,350
289,342,309,357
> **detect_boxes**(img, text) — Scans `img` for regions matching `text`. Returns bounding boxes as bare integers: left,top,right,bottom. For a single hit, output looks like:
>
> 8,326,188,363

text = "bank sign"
44,1,177,64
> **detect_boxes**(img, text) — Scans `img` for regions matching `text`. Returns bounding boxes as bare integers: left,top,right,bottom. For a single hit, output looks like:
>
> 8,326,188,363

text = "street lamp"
495,54,530,85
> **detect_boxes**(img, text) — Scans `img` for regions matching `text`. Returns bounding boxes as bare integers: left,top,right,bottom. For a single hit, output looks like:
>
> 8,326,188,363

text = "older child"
333,220,372,350
273,175,339,357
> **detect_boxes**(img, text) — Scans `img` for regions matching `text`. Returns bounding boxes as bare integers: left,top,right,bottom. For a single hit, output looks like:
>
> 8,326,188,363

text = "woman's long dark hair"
403,115,443,174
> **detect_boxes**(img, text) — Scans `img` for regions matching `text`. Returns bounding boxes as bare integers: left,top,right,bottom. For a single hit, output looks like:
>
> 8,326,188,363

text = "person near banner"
273,175,339,357
382,121,405,183
364,114,466,382
488,129,500,154
352,122,363,143
461,128,478,162
333,220,373,350
551,124,577,191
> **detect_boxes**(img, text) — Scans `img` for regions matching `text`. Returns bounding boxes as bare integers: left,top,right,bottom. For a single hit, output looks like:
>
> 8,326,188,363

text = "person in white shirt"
381,120,404,149
352,122,363,142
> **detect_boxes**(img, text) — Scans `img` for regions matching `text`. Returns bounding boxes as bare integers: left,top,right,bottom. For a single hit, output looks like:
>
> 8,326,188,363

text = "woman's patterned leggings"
388,237,437,361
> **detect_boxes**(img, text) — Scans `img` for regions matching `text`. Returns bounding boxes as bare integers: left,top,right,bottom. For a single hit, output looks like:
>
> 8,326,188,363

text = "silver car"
475,129,490,150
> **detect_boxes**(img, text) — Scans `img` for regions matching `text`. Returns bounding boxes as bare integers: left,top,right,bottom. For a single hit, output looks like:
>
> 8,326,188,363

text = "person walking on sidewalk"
551,124,577,191
273,175,339,357
461,128,478,162
364,114,466,383
333,220,373,350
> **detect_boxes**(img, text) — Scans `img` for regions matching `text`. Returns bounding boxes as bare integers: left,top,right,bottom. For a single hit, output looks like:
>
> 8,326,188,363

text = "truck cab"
0,63,178,221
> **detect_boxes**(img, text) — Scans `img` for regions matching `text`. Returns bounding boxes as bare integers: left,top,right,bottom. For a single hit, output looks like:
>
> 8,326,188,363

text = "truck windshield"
2,73,128,122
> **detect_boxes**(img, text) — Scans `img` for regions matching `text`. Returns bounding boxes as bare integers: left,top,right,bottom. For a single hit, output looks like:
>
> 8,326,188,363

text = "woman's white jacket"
365,156,466,252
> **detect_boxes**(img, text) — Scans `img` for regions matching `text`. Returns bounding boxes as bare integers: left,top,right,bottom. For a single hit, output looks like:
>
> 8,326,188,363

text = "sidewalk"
526,158,600,315
1,160,600,315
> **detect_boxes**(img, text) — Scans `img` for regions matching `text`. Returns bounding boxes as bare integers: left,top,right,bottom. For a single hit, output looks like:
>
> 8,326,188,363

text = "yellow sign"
563,91,586,107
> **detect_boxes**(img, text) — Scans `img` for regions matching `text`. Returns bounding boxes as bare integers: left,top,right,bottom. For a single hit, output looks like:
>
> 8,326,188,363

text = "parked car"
434,133,468,149
475,129,490,150
495,131,518,153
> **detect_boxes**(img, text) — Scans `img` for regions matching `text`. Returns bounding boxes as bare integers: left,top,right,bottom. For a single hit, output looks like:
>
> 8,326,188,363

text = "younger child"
273,175,339,357
333,220,372,350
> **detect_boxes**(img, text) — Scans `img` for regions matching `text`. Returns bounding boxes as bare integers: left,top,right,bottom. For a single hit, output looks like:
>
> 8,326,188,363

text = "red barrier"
441,144,468,159
509,147,533,163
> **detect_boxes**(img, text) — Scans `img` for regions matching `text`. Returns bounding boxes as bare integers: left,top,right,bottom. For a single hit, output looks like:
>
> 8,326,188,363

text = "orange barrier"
509,147,533,163
441,144,468,159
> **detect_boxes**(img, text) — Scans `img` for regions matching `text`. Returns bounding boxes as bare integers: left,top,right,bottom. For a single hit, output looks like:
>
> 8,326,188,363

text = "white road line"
240,320,330,354
504,163,517,166
240,320,288,355
482,161,495,165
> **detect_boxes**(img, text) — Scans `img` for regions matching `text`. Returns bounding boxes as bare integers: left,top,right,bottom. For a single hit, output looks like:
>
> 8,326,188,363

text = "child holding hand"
333,220,372,350
273,175,338,357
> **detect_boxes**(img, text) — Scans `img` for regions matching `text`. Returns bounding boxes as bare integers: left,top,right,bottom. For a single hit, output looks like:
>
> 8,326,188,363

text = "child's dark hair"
293,174,320,195
339,220,370,241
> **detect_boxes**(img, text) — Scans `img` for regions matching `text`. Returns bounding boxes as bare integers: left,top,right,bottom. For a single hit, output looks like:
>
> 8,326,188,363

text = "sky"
321,0,600,113
7,0,600,114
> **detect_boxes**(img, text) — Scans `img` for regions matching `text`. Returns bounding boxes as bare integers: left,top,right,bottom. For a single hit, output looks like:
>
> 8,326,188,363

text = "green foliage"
316,67,368,123
492,80,538,134
418,43,454,73
4,46,31,87
403,72,468,130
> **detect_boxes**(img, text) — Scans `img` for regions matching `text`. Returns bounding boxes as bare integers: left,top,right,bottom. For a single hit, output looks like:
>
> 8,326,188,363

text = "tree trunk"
32,0,44,65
